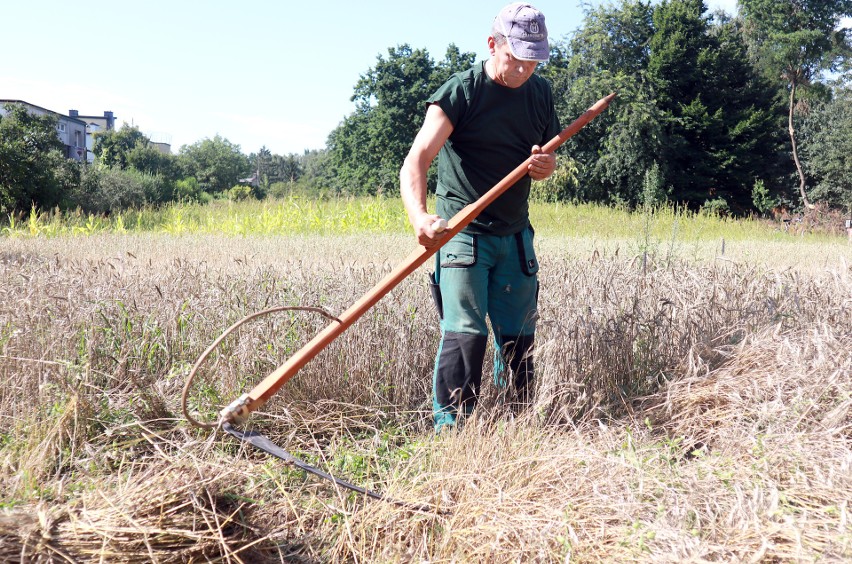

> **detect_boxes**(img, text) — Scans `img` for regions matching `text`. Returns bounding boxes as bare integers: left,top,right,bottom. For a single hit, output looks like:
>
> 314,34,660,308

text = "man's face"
489,39,538,88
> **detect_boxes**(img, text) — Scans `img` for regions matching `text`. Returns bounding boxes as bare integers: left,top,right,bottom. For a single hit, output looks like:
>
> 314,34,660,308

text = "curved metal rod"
181,306,340,429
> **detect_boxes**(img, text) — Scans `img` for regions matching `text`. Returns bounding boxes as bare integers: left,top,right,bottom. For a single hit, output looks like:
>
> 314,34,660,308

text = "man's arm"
400,104,454,248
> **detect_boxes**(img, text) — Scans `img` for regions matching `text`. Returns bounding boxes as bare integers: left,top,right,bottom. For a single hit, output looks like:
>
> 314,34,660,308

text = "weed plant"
2,196,843,243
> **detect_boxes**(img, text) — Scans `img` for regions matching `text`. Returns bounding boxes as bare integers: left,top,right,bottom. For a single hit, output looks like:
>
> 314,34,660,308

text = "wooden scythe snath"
183,92,616,430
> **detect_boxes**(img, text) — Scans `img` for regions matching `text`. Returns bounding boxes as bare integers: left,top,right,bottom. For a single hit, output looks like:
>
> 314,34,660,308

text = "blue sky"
3,0,739,156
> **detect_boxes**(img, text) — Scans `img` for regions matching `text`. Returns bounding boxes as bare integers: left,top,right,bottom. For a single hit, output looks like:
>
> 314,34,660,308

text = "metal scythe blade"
218,91,617,425
221,422,440,512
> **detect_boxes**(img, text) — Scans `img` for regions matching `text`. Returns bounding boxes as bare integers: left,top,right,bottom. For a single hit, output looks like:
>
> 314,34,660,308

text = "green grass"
2,197,411,237
532,201,794,241
0,197,826,242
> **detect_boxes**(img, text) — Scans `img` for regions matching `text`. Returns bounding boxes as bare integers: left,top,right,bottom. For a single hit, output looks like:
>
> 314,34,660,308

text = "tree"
178,135,250,194
740,0,852,208
71,166,168,213
550,0,782,211
90,124,180,206
552,0,664,205
648,0,718,204
300,149,333,194
276,153,303,183
92,125,149,169
798,83,852,207
646,0,781,210
0,103,74,213
127,144,179,184
326,44,475,195
249,147,303,186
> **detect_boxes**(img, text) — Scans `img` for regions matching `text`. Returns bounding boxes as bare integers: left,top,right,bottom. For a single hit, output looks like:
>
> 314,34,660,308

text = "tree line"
2,0,850,217
0,103,325,214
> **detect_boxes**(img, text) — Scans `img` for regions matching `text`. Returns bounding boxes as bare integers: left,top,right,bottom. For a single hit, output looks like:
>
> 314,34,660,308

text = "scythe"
182,92,616,509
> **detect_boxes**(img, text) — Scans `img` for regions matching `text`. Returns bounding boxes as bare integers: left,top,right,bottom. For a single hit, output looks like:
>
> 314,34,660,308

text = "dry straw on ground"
0,234,850,562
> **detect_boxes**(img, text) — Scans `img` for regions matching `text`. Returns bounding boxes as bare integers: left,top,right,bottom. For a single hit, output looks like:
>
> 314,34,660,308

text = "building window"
57,123,66,133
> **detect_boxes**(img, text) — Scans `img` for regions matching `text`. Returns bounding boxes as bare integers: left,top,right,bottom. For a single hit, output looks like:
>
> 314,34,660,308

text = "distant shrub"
251,183,267,200
70,167,168,213
751,179,776,216
641,163,668,208
530,160,580,203
700,197,730,217
268,179,329,200
228,185,253,201
268,181,292,199
174,177,203,202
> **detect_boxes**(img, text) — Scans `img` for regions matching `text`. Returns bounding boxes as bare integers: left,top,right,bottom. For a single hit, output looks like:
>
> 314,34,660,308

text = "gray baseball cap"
493,3,549,62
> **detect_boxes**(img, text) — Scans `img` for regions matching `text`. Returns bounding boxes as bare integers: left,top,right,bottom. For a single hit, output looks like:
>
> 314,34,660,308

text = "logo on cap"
530,22,539,34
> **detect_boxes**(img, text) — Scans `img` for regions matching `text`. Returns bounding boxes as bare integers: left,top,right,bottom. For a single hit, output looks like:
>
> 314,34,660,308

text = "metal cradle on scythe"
181,92,616,511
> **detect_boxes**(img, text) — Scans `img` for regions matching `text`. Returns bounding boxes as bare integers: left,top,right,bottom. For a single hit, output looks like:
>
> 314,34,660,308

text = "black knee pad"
436,332,487,410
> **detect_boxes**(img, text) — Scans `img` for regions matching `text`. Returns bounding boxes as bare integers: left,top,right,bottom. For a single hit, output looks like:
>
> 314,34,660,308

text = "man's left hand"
527,145,556,181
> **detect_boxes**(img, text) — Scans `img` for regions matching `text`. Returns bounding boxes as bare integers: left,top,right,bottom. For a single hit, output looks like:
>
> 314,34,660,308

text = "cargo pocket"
515,226,539,276
440,232,477,268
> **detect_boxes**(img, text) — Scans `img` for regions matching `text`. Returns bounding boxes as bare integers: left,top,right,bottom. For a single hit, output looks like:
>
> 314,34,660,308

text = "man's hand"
411,212,448,249
527,145,556,180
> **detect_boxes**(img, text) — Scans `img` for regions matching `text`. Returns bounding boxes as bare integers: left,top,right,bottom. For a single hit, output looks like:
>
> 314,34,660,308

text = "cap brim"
508,38,549,62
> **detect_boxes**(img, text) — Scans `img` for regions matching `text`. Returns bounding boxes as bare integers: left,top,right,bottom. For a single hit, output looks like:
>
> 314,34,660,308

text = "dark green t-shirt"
427,61,561,235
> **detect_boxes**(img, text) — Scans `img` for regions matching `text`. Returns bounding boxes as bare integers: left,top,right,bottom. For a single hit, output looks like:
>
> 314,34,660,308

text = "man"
400,3,560,431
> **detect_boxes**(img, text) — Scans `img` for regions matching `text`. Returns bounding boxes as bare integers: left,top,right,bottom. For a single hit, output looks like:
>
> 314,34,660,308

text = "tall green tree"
269,153,303,185
0,103,76,213
647,0,781,210
301,149,333,193
126,144,180,184
553,1,665,205
249,147,303,185
326,44,475,195
87,124,182,207
178,135,250,194
798,83,852,207
648,0,717,204
92,125,149,169
740,0,852,208
551,0,782,211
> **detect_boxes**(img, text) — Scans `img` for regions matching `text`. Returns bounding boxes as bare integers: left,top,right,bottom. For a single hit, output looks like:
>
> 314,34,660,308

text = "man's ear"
487,36,497,54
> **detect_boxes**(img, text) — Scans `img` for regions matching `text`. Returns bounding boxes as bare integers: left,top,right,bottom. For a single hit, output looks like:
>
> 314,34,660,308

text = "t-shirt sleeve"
542,82,561,144
426,74,467,127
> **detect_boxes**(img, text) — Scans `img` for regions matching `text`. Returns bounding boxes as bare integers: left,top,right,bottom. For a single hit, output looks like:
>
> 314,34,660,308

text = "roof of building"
0,99,87,126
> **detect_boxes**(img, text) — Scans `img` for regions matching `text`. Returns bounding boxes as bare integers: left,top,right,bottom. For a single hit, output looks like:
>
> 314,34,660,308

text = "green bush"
174,177,203,202
250,183,267,201
529,159,580,203
751,179,776,216
69,167,168,213
228,185,253,201
641,163,668,208
267,181,292,199
700,197,731,217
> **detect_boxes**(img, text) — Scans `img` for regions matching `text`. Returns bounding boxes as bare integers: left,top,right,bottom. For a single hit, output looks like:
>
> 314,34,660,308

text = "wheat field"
0,205,850,562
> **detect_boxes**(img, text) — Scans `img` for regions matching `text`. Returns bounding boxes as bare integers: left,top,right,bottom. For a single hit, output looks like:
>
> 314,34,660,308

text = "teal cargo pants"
430,225,539,431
